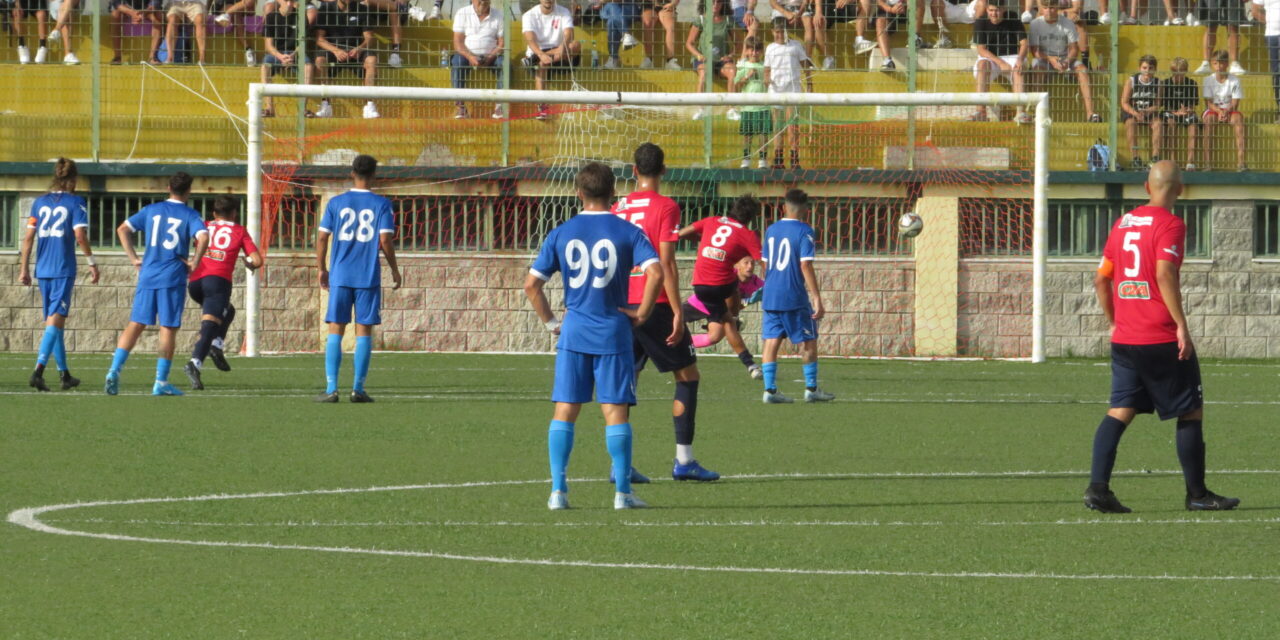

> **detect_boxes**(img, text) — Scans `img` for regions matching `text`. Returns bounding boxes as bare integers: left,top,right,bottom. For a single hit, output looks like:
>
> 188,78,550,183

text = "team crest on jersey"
1118,280,1151,299
1118,214,1153,228
701,246,727,262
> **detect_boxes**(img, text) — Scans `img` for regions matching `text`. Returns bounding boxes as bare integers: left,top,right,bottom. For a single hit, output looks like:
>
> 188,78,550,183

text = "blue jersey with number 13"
126,200,208,289
319,189,396,289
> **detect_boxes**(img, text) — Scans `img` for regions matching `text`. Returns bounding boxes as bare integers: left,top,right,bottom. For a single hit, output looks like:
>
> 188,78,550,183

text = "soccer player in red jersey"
678,196,764,377
611,143,719,482
183,195,264,390
1086,160,1238,513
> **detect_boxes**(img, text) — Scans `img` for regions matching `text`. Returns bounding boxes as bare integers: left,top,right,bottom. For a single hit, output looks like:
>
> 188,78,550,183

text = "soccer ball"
898,212,924,238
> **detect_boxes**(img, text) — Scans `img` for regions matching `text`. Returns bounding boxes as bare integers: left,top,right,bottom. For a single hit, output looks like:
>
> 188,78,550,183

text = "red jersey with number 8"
190,219,259,282
1099,205,1185,345
690,216,762,287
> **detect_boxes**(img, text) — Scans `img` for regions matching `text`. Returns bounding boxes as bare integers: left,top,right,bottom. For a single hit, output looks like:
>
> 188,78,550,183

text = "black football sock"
1176,419,1207,498
673,380,699,446
59,369,74,380
33,363,46,377
737,350,755,368
192,320,220,364
218,304,236,341
1089,415,1129,486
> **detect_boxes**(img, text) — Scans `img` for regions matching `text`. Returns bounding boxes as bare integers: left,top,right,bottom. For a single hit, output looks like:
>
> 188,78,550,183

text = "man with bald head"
1084,160,1239,514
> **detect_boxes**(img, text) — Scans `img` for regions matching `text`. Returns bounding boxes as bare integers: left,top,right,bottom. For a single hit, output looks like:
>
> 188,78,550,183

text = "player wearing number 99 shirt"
1085,160,1238,514
315,154,402,404
525,162,663,511
106,172,210,396
183,195,264,391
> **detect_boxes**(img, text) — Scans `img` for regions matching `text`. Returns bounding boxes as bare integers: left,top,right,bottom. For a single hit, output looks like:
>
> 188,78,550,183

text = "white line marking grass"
9,470,1280,583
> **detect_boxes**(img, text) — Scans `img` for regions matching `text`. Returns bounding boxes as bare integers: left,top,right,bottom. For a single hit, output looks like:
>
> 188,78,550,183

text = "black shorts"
876,7,907,32
523,53,579,76
825,2,860,23
692,282,739,321
317,49,377,73
1196,0,1246,27
15,0,46,14
1109,342,1204,420
188,276,234,320
632,304,697,374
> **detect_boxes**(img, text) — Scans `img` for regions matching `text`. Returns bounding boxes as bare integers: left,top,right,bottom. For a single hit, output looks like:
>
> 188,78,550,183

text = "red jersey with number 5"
1098,205,1185,345
690,216,762,287
612,190,680,305
190,219,259,282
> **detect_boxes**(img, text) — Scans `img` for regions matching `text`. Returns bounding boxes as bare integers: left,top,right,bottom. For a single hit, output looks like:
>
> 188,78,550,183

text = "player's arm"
316,27,345,59
632,260,665,325
355,29,374,56
1121,78,1138,117
118,220,142,268
1015,36,1028,70
523,273,559,334
800,259,824,320
74,226,100,284
17,223,35,285
188,230,210,272
316,229,331,290
676,223,701,239
1156,257,1194,360
1094,258,1115,328
378,230,402,290
659,240,684,344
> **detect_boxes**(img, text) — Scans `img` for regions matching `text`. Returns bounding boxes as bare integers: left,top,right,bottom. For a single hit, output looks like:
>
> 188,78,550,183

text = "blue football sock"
108,347,130,375
605,423,634,494
803,362,818,390
36,325,58,367
353,336,372,392
762,362,778,392
324,334,342,394
155,358,172,383
51,327,67,371
548,420,575,493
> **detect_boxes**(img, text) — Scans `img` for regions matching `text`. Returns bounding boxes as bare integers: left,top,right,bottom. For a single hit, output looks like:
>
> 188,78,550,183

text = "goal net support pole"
245,85,1049,362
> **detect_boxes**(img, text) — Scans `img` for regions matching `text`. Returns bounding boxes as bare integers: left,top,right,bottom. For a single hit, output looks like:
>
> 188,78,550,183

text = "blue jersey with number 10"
319,189,396,289
126,200,208,289
529,211,660,355
762,218,817,311
28,192,89,279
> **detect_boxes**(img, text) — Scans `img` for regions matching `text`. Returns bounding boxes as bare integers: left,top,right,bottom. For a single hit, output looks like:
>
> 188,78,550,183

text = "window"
1045,200,1211,258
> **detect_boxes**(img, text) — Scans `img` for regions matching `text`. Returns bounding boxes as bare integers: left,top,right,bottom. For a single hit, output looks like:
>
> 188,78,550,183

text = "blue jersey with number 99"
318,189,396,289
529,211,659,355
126,200,208,289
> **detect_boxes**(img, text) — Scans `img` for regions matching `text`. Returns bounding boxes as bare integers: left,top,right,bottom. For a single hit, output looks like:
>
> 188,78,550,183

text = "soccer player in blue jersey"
106,172,210,396
18,158,100,392
760,188,834,404
314,154,402,403
525,162,664,511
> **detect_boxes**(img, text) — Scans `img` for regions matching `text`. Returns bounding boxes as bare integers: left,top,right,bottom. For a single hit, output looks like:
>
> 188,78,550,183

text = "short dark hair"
1139,54,1158,67
771,16,787,30
728,195,761,225
575,162,616,201
1211,49,1229,63
352,154,378,179
633,143,665,178
169,171,194,195
784,188,809,209
212,195,240,219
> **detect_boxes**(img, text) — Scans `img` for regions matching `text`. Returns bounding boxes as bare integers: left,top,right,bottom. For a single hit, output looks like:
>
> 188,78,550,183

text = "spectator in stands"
734,35,771,167
1162,56,1201,170
314,0,381,119
45,0,80,64
363,0,426,68
1122,53,1163,168
1028,0,1098,122
1062,0,1092,68
109,0,163,65
600,1,640,68
941,0,984,33
771,0,826,67
642,0,682,70
732,0,760,52
1200,49,1246,171
164,0,209,64
688,0,738,112
452,0,505,119
523,0,581,119
11,0,52,63
969,3,1029,122
873,0,945,71
825,0,879,58
1118,0,1180,25
208,0,257,65
765,16,812,168
1195,0,1245,75
260,0,316,117
1253,0,1280,121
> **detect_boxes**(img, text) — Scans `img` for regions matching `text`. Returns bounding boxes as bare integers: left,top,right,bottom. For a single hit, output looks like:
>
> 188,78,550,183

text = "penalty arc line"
9,471,1280,583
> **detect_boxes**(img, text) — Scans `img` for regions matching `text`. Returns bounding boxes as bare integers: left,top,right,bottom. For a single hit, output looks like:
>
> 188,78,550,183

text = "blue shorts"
38,277,74,318
1110,342,1204,420
552,349,637,405
733,6,749,29
762,307,819,344
131,285,187,328
326,285,382,325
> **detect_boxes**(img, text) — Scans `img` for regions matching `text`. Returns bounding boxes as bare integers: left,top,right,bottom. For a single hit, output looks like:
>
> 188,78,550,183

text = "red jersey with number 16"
190,219,259,282
612,190,680,305
690,216,762,287
1098,205,1185,345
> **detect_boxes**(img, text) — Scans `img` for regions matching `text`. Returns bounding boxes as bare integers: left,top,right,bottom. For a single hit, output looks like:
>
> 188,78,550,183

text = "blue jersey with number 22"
28,192,89,279
126,200,208,289
762,218,816,312
319,189,396,289
530,211,659,355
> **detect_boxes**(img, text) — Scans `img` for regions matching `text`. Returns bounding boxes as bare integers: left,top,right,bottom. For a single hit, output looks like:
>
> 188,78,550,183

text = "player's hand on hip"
88,264,101,284
318,269,329,290
1177,325,1195,360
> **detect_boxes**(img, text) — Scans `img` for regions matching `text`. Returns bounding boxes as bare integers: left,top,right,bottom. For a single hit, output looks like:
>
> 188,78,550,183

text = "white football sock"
676,445,694,465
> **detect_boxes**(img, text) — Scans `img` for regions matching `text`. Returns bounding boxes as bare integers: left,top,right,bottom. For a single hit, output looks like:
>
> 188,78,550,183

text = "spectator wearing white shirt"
452,0,506,119
1251,0,1280,121
1199,50,1246,171
522,0,581,116
1028,0,1097,122
764,17,811,169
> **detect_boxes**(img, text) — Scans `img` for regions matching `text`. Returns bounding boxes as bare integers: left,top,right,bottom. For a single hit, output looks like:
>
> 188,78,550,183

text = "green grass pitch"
3,352,1278,638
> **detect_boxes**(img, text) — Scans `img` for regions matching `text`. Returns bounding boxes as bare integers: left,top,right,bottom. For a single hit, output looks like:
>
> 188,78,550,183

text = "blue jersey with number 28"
29,192,89,279
530,211,660,355
762,218,816,311
319,189,396,289
126,200,208,289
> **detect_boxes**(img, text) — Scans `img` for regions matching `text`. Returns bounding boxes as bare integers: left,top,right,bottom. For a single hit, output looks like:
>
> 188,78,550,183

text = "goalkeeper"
683,255,765,380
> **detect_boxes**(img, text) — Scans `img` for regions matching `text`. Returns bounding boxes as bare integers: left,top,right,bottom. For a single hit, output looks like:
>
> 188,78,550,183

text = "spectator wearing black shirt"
314,0,380,119
261,0,317,117
969,4,1029,123
1162,57,1201,171
1122,53,1162,168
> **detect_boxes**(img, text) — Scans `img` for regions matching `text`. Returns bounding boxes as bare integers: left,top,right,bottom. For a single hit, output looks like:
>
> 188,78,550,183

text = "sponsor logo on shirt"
1118,214,1153,228
207,249,227,262
1118,280,1151,299
701,246,727,262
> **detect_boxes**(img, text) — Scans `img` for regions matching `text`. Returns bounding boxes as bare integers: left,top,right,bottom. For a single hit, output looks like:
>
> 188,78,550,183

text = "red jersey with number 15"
1098,205,1185,345
190,219,259,282
612,190,680,305
690,216,762,287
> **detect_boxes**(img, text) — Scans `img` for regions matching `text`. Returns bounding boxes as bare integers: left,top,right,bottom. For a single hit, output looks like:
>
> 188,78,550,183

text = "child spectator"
1162,56,1201,171
1122,54,1162,168
1199,49,1246,171
1194,0,1245,76
770,0,823,66
764,16,812,168
734,36,770,167
1028,0,1098,122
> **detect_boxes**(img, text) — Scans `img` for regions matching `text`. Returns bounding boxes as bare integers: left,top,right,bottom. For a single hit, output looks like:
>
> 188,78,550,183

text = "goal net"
246,86,1049,362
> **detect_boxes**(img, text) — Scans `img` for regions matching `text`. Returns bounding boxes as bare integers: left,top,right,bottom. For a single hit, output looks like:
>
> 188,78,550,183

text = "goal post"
245,85,1050,362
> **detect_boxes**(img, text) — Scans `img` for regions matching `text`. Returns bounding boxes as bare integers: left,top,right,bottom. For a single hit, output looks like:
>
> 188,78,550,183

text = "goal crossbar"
244,85,1049,362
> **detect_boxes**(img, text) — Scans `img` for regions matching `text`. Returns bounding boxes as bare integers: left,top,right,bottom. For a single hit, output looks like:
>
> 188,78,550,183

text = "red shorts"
1201,108,1242,122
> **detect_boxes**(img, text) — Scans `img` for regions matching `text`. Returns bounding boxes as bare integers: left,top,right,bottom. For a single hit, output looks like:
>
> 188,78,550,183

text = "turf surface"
3,352,1278,638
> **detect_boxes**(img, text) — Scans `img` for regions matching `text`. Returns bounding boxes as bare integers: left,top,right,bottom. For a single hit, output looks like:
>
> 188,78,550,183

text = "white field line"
8,471,1280,583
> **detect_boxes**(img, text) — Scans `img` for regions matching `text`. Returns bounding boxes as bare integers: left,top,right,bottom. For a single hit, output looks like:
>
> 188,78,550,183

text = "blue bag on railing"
1088,139,1111,172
